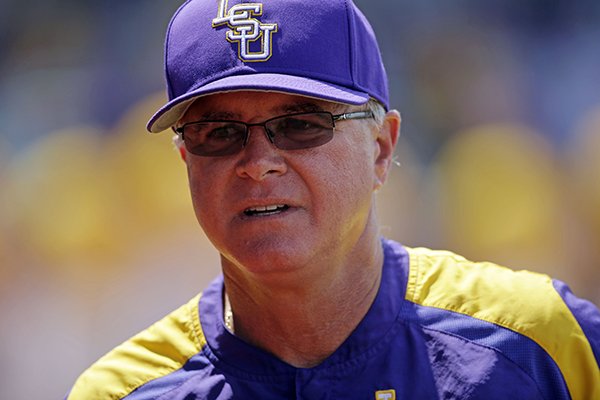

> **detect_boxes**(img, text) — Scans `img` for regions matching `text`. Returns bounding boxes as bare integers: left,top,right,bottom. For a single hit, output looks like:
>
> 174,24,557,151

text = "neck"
221,231,383,368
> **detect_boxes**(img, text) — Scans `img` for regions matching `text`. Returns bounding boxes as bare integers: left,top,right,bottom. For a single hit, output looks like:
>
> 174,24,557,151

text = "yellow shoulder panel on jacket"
405,247,599,400
68,293,206,400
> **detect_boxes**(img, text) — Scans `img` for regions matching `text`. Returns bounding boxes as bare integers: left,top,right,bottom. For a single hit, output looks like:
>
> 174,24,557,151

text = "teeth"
244,204,288,215
246,204,286,213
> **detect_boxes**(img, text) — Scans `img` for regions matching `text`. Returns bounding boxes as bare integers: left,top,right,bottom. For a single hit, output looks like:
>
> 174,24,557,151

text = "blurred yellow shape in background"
3,126,118,270
0,135,11,289
104,93,193,243
1,93,195,275
432,123,563,274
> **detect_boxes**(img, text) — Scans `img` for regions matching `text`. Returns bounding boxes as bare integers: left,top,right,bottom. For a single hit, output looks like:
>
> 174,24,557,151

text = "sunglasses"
174,111,374,157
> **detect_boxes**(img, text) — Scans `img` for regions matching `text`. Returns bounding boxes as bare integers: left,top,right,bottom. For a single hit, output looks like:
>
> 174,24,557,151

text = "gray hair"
366,98,386,127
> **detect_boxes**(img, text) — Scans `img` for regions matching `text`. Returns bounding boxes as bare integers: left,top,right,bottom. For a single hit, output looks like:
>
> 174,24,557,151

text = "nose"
235,126,287,181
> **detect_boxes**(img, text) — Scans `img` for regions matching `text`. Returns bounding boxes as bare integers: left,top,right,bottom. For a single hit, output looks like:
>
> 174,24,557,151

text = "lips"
243,204,290,217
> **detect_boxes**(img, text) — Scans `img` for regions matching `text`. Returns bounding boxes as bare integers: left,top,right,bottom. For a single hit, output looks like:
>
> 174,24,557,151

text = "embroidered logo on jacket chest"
376,389,396,399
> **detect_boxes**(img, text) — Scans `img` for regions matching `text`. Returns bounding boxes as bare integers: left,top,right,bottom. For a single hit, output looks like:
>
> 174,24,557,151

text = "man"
67,0,600,399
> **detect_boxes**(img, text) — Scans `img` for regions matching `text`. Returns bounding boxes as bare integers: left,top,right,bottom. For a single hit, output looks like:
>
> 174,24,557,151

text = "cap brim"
146,73,370,133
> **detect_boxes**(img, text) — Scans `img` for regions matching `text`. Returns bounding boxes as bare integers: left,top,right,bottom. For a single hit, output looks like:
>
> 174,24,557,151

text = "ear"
373,110,401,191
179,145,187,162
173,134,187,162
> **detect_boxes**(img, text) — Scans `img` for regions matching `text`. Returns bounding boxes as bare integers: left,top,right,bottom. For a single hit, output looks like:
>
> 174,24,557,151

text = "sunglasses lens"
181,112,337,156
183,122,246,156
267,113,334,150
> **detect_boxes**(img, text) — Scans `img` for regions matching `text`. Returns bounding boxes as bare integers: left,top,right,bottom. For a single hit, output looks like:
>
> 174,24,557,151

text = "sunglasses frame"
174,110,374,157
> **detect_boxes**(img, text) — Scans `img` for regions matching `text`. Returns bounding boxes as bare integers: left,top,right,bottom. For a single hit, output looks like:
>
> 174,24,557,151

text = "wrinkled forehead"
179,90,348,124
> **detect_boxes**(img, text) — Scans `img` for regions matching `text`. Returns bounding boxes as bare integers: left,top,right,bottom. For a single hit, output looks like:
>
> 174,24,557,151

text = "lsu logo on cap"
212,0,278,62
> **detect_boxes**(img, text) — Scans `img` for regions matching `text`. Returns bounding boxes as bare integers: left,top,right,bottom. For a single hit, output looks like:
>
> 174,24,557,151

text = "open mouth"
243,204,290,217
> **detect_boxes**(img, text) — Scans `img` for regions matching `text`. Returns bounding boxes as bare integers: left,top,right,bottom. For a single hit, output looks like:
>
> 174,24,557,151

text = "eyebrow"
280,102,328,114
198,111,238,120
190,100,334,123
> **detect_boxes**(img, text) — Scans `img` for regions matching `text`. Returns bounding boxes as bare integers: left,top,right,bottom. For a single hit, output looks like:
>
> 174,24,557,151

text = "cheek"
187,158,223,193
186,162,222,219
328,136,377,191
307,141,375,216
186,164,203,204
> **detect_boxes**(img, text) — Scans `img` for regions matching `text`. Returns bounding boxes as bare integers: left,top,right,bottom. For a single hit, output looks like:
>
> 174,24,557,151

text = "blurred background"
1,0,599,398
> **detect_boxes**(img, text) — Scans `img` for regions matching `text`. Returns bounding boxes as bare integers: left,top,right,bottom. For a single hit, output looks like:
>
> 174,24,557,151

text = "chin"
223,240,315,276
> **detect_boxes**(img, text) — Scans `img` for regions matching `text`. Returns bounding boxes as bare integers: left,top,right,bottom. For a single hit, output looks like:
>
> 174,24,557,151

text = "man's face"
179,91,396,277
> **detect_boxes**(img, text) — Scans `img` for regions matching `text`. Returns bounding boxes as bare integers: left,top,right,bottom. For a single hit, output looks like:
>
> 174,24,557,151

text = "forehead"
180,91,347,123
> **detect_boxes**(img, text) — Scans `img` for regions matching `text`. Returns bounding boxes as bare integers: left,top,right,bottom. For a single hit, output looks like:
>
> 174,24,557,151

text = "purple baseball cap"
147,0,389,133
